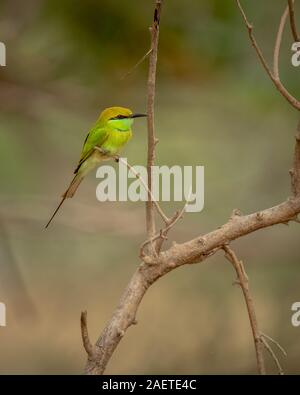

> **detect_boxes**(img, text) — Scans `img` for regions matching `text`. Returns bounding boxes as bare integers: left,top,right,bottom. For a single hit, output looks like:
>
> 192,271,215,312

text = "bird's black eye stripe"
110,114,128,120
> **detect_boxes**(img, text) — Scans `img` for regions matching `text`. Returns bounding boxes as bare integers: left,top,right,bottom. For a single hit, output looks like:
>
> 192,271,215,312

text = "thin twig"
236,0,300,111
140,208,181,257
93,147,169,224
236,0,274,80
261,337,284,375
141,187,193,257
117,156,169,224
223,245,266,375
146,0,163,249
121,48,153,80
273,5,289,79
261,332,287,357
81,311,94,358
288,0,300,42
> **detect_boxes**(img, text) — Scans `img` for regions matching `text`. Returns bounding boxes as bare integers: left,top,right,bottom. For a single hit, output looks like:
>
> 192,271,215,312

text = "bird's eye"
110,114,128,120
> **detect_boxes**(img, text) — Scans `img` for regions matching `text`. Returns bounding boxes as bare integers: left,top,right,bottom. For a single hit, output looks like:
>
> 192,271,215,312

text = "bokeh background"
0,0,299,374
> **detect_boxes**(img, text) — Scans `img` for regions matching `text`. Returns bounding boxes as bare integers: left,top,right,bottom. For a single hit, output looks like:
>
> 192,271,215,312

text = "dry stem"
236,0,300,111
81,3,300,375
223,245,266,375
146,0,163,248
288,0,300,42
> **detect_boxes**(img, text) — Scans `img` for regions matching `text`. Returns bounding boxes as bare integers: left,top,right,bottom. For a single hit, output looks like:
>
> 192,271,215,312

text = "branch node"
142,255,158,266
230,209,242,220
256,212,264,221
198,237,206,246
117,329,125,338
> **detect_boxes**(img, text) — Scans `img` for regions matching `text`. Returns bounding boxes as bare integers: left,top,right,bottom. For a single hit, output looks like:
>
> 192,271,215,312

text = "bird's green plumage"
45,106,146,228
74,124,109,173
75,107,133,175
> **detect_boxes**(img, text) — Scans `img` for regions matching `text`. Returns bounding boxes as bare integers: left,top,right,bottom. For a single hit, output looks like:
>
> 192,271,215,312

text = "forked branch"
83,121,300,373
236,0,300,111
81,3,300,375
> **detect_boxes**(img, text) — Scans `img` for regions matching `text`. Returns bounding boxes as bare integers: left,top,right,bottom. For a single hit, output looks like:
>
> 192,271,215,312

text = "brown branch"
223,245,266,375
288,0,300,42
81,311,95,358
146,0,163,249
84,194,300,373
82,3,300,375
84,122,300,374
84,114,300,374
140,210,181,258
290,120,300,196
236,0,274,81
273,5,289,79
140,188,193,257
236,0,300,111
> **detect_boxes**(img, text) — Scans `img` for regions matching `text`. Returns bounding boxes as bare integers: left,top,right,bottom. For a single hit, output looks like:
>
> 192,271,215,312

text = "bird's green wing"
74,124,109,174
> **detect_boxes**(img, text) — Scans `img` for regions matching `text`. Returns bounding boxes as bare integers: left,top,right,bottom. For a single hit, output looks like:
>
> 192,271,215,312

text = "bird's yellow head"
99,106,147,131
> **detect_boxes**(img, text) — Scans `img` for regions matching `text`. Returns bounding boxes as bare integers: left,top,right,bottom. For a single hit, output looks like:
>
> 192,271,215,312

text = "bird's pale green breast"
101,128,132,155
77,110,135,172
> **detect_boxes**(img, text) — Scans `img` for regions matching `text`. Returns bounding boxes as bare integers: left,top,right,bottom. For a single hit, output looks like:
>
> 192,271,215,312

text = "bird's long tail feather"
45,174,84,228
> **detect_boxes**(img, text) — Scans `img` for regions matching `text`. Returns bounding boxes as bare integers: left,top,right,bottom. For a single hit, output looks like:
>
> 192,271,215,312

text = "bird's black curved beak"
130,113,147,118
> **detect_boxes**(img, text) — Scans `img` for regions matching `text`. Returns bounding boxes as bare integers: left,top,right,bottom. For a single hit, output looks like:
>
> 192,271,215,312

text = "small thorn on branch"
198,237,206,246
117,329,125,338
256,212,264,221
230,208,242,220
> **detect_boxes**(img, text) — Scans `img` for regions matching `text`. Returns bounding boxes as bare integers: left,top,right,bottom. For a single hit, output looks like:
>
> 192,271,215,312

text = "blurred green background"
0,0,299,374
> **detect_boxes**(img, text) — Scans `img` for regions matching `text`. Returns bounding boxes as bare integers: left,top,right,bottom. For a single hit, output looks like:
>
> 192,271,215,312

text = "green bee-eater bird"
45,106,147,228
